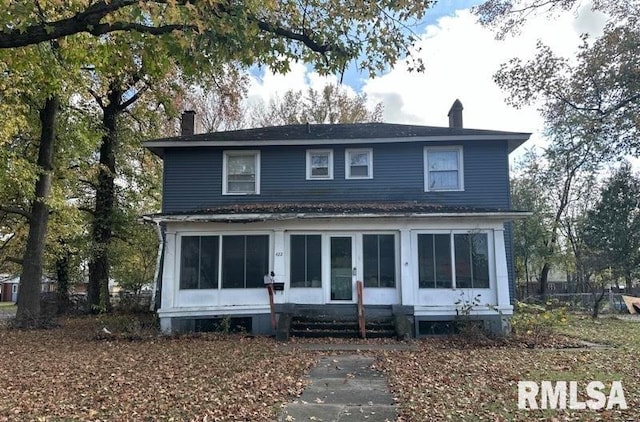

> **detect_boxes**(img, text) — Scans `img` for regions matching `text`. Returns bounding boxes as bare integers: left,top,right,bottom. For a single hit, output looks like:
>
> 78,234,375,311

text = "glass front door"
330,236,353,301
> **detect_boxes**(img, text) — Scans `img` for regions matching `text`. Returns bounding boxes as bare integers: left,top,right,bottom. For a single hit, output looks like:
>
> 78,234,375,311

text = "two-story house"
144,101,530,337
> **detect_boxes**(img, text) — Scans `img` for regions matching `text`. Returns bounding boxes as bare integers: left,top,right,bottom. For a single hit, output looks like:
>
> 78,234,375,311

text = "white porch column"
161,230,177,310
272,230,286,302
494,227,512,309
159,229,177,334
400,229,415,306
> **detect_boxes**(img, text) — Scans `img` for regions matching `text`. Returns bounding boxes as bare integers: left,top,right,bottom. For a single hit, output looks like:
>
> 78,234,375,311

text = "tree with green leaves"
581,163,640,292
2,0,434,324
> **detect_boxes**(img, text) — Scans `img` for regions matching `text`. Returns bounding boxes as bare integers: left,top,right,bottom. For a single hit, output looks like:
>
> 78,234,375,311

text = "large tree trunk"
538,262,550,299
88,86,121,313
15,95,59,327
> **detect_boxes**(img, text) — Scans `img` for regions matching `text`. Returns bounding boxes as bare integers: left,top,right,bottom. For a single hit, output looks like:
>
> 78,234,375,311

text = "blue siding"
161,141,511,213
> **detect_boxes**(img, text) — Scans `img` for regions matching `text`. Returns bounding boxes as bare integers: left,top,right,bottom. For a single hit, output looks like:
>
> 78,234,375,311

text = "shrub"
511,301,568,347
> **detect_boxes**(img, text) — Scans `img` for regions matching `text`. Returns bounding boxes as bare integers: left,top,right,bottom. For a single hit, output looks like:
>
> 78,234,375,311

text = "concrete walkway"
279,355,397,422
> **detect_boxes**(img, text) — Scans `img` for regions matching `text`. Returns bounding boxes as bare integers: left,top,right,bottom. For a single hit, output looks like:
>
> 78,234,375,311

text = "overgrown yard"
0,315,637,421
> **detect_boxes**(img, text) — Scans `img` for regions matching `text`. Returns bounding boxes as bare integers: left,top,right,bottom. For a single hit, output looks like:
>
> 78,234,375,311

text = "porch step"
290,316,396,339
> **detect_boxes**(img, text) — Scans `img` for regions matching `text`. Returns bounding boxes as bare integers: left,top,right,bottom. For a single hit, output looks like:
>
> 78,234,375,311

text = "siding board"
161,141,511,213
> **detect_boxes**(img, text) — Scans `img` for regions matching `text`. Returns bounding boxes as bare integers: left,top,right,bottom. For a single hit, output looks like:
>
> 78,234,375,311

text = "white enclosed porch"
152,212,521,335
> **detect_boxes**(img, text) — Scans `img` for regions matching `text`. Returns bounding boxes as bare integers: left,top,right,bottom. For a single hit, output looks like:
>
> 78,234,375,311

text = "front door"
330,236,354,301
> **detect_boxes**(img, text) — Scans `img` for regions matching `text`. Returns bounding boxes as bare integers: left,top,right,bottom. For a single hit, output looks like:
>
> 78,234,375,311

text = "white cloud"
246,4,608,159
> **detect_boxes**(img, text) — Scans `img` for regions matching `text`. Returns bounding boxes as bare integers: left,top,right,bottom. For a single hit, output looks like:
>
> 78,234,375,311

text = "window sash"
363,234,396,288
290,235,322,287
425,148,462,191
179,236,219,290
221,235,269,289
346,149,372,178
224,152,259,194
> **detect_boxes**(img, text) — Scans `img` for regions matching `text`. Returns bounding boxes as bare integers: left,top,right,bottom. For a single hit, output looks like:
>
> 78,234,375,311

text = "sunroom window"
418,232,490,289
179,236,219,289
363,234,396,288
221,235,269,288
290,235,322,287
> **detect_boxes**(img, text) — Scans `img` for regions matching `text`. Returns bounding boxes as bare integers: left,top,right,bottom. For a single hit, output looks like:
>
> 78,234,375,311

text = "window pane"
222,236,244,288
434,234,452,288
454,234,472,288
330,237,352,300
245,235,269,288
350,152,369,166
199,236,219,289
290,235,306,287
349,151,370,177
311,166,329,177
379,235,396,288
418,234,435,288
227,154,256,193
429,171,459,190
363,235,379,287
291,235,322,287
311,154,329,176
472,234,490,288
180,236,200,289
228,155,255,175
350,165,369,177
306,235,322,287
363,235,395,288
428,151,458,171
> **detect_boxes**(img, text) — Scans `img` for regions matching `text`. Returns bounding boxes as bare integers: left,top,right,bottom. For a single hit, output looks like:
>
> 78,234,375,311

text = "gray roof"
144,123,531,157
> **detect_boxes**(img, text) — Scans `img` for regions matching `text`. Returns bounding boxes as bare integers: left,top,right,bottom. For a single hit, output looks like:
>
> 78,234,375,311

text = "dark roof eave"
143,123,531,158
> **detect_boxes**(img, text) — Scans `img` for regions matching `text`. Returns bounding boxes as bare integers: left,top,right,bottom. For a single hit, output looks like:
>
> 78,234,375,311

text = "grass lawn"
0,302,16,309
0,314,637,421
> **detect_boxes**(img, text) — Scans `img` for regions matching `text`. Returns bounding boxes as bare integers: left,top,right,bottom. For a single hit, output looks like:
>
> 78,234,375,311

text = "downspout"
144,217,165,312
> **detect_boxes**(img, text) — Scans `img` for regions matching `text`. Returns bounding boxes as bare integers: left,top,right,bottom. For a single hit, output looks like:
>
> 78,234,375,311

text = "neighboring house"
144,101,530,336
0,274,56,303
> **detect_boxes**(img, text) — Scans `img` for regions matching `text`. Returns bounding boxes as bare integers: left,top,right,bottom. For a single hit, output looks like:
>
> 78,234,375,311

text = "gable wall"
161,140,511,213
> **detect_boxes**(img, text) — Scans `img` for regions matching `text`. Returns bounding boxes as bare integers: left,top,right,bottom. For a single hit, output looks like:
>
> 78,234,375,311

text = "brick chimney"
448,99,463,128
181,110,196,136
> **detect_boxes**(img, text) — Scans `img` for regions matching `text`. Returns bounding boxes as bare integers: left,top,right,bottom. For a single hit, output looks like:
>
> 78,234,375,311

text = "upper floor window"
223,150,260,195
306,149,333,180
346,148,373,179
424,147,463,191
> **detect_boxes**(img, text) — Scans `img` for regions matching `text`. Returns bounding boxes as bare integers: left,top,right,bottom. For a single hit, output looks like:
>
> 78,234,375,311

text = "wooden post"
357,280,365,338
267,283,276,330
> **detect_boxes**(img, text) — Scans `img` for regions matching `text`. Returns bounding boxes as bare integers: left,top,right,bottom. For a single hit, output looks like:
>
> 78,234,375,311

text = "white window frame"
345,148,373,179
177,231,273,290
424,146,464,192
306,149,334,180
222,150,260,195
413,229,493,290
